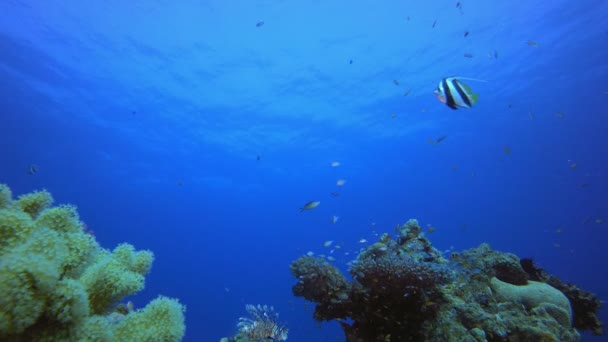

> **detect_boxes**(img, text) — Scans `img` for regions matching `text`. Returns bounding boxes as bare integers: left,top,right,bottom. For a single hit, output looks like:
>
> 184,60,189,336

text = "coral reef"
0,184,186,341
221,304,288,342
290,219,603,342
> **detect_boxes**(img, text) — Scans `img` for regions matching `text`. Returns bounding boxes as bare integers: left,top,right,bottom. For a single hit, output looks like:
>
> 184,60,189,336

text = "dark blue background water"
1,0,606,340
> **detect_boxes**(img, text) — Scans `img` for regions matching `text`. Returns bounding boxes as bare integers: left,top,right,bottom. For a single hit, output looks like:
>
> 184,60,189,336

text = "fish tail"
471,93,479,103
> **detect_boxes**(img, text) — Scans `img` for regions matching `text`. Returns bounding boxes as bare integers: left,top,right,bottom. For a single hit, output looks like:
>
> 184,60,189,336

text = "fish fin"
459,81,474,94
454,77,488,83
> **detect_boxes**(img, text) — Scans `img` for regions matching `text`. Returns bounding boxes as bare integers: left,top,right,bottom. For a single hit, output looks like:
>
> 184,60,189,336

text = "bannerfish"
434,77,482,110
300,201,320,211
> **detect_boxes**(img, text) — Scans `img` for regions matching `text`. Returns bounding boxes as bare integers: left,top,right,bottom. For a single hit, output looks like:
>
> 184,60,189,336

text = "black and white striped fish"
434,77,480,110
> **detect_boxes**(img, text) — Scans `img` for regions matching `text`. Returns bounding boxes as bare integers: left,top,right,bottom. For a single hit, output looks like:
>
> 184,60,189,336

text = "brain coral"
0,184,186,341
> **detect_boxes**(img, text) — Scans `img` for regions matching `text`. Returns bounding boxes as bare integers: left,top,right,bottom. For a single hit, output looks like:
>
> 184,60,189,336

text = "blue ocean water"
1,0,607,340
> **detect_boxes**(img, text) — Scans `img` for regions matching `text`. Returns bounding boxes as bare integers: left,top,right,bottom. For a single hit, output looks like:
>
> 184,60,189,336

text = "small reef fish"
503,146,512,154
596,219,605,224
306,251,314,256
427,135,447,145
330,192,340,197
463,53,473,58
256,21,264,27
331,215,339,224
27,164,38,175
331,161,340,167
393,80,399,85
464,31,470,37
403,88,410,96
556,112,566,119
359,239,368,243
327,256,336,261
300,201,320,211
527,40,539,47
426,226,436,233
323,240,333,247
432,19,437,28
336,179,347,187
568,160,577,169
488,50,498,59
456,3,464,14
434,77,481,110
391,113,398,119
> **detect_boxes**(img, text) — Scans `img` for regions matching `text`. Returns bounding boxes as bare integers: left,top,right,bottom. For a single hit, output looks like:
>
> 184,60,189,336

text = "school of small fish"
292,0,603,262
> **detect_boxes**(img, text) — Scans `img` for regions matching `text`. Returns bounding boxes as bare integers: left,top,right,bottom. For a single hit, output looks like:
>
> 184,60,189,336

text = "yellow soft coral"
0,209,34,254
16,189,53,218
0,184,186,341
114,296,186,341
80,246,149,314
0,183,12,208
0,252,60,334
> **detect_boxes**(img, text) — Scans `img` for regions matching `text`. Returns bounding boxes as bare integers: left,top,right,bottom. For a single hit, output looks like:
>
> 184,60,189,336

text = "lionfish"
237,304,288,341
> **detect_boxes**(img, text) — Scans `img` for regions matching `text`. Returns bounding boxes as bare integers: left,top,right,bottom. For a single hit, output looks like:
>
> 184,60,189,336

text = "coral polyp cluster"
290,219,603,341
0,184,186,341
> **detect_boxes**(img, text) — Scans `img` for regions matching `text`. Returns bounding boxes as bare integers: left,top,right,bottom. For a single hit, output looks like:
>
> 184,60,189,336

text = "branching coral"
290,256,349,303
0,184,185,341
290,220,453,341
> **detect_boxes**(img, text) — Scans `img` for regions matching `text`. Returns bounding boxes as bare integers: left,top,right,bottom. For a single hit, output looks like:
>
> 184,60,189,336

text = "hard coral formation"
0,184,186,341
290,219,603,342
490,277,572,327
520,258,604,335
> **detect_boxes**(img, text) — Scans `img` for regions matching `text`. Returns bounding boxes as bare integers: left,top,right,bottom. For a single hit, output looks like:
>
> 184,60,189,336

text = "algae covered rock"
0,184,186,341
291,221,602,342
